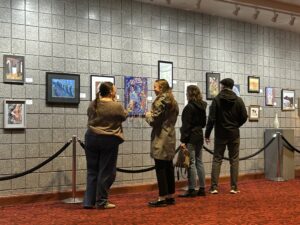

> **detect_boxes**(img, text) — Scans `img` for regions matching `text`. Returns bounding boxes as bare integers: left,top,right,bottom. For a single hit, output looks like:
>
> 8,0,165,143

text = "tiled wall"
0,0,299,196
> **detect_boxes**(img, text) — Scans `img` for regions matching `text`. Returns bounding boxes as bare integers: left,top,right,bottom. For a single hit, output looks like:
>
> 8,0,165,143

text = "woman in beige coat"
145,79,179,207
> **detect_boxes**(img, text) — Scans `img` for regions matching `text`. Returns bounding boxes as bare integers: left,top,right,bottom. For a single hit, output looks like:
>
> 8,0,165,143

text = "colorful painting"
248,76,260,93
206,73,220,100
124,76,147,116
52,79,75,98
4,99,26,129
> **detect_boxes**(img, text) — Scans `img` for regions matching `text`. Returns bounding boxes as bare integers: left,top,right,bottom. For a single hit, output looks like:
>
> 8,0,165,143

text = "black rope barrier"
0,140,72,181
203,135,277,161
281,134,300,154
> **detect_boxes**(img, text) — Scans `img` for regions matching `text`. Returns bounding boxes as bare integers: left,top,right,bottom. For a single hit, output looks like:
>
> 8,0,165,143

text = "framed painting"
4,99,26,129
281,89,295,111
248,76,260,93
46,72,80,104
124,76,147,117
265,87,275,106
158,61,173,88
233,84,240,97
90,75,115,100
249,105,260,121
206,72,220,100
3,55,25,84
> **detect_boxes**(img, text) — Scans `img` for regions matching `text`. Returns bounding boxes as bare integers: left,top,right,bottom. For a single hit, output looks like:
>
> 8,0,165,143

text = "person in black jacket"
205,78,247,194
179,85,207,197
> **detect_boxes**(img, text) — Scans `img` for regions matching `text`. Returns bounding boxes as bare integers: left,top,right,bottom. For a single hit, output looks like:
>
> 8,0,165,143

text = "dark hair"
187,85,202,102
155,79,177,111
220,78,234,89
99,82,114,97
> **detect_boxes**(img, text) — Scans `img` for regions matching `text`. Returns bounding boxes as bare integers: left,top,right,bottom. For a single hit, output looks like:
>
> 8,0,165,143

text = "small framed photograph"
90,75,115,100
46,72,80,104
249,105,260,121
233,84,240,97
206,72,220,100
265,87,275,106
3,55,25,84
158,61,173,88
4,99,26,129
281,89,295,111
248,76,260,93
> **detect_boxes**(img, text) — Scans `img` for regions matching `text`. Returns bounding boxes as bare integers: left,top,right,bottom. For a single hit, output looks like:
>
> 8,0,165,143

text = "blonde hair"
155,79,177,111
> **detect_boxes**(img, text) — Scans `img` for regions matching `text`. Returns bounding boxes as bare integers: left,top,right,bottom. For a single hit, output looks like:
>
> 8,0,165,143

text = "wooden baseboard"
0,170,298,207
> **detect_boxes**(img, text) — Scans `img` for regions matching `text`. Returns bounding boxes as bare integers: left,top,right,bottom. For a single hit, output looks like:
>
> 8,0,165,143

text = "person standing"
83,82,127,209
205,78,247,194
145,79,179,207
179,85,207,197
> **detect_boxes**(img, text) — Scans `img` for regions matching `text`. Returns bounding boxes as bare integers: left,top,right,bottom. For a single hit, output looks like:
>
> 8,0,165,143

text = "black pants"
83,130,121,207
154,159,175,197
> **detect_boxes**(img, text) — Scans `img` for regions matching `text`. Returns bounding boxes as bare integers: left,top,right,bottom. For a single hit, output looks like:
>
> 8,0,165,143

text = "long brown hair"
155,79,177,111
186,85,203,103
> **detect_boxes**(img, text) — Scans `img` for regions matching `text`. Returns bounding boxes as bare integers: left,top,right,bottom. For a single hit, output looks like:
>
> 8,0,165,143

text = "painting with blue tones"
124,76,147,117
52,79,75,98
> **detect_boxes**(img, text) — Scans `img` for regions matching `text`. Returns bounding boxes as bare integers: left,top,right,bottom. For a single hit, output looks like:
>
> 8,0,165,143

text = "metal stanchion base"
62,197,83,204
273,177,285,182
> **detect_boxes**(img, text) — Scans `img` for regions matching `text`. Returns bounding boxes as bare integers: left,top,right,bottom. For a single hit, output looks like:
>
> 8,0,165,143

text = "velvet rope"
281,134,300,154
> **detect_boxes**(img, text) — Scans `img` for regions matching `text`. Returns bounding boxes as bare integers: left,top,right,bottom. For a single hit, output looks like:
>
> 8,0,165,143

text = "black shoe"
197,188,206,196
165,198,175,205
83,205,94,209
178,189,197,197
148,200,167,207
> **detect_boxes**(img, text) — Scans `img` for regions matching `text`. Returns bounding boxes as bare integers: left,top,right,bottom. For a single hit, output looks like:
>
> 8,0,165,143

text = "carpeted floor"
0,179,299,225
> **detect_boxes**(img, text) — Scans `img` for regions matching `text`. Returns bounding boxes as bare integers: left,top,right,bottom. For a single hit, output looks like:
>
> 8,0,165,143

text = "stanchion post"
63,135,83,203
275,132,284,181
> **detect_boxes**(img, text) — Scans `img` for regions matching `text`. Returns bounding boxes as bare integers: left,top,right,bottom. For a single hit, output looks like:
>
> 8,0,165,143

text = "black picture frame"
158,60,173,88
206,72,220,100
281,89,295,111
249,105,260,121
248,76,260,93
46,72,80,104
90,75,115,101
3,55,25,84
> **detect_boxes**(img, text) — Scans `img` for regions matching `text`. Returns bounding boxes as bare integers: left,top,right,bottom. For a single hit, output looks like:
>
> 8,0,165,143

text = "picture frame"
233,84,240,97
158,61,173,88
248,76,260,93
281,89,295,111
90,75,115,100
124,76,147,117
46,72,80,104
206,72,220,100
3,55,25,84
265,87,275,106
4,99,26,129
249,105,260,121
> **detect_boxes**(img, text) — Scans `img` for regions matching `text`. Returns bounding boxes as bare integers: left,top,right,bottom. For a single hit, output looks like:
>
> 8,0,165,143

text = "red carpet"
0,179,299,225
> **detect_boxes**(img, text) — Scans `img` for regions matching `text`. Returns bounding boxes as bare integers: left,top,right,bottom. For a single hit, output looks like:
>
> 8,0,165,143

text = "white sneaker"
209,189,218,194
97,202,116,209
230,189,240,194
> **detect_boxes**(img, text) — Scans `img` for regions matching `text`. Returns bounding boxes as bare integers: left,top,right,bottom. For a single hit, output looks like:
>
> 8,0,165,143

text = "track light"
233,5,240,16
253,8,260,20
289,16,296,26
271,12,278,22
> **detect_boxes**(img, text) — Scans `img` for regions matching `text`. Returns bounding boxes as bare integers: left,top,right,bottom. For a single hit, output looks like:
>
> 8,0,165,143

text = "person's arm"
116,103,128,122
145,96,166,127
204,99,216,143
180,105,193,143
238,98,248,127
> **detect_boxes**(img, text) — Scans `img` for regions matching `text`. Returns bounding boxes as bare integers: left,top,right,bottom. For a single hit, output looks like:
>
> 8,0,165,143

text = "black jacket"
205,89,247,140
180,100,207,144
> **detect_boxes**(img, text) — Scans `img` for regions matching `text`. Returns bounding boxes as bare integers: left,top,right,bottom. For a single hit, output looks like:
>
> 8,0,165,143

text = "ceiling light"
289,16,296,26
233,5,240,16
271,12,278,22
253,8,260,20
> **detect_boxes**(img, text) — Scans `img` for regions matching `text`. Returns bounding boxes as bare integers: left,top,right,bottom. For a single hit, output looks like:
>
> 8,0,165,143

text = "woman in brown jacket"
145,79,179,207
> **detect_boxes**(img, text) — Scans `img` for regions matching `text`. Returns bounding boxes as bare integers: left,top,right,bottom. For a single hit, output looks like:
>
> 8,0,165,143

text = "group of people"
83,77,247,209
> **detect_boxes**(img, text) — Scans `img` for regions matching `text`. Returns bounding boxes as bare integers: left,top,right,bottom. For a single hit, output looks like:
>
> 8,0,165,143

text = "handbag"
175,145,190,169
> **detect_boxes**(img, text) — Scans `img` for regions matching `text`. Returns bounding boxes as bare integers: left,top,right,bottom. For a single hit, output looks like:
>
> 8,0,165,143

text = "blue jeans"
83,130,122,207
187,143,206,190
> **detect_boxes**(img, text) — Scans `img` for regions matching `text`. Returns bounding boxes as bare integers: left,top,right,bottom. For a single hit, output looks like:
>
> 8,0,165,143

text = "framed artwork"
265,87,275,106
248,76,260,93
281,89,295,111
46,72,80,104
124,76,147,117
206,72,220,100
90,75,115,100
158,61,173,88
233,84,240,97
249,105,260,121
3,55,25,84
184,82,197,106
4,99,26,129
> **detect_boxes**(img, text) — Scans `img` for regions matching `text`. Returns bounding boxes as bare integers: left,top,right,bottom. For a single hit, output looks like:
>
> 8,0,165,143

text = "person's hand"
205,138,210,145
145,111,152,117
180,143,186,149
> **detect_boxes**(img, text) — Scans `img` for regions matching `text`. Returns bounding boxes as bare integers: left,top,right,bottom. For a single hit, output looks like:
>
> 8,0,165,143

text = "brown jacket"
146,93,179,160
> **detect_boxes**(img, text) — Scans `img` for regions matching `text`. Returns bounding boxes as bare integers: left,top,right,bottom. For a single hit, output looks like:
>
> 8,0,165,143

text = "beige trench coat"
145,93,179,160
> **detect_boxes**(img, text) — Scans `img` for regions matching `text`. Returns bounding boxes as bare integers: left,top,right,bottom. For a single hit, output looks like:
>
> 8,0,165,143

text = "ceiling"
135,0,300,34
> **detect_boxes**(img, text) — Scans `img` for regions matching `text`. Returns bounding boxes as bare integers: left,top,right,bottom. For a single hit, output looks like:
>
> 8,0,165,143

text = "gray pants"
211,137,240,190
